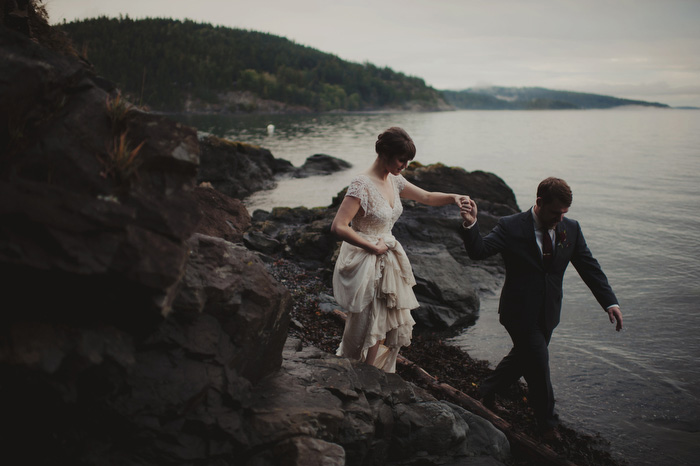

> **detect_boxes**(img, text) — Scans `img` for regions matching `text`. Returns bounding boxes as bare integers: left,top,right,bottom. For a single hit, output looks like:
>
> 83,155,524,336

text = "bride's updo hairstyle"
375,127,416,161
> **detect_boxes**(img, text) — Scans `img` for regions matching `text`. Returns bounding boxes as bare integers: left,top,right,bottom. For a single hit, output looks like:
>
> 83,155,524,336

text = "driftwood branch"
331,309,577,466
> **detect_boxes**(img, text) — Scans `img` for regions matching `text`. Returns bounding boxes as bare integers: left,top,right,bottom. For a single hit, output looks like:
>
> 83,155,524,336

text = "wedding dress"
333,174,418,372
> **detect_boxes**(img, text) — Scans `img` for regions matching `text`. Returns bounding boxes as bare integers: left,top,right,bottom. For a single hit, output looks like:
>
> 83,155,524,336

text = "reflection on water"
172,109,700,466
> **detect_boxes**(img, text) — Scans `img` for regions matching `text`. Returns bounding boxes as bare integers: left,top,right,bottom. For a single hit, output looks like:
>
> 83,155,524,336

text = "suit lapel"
521,211,542,263
552,221,568,265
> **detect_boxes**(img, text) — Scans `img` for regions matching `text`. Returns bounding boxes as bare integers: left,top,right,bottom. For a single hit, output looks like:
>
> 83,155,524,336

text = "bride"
331,127,471,372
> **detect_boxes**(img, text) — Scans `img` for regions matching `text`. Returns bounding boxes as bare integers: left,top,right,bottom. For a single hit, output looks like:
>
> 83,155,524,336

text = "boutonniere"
556,229,568,248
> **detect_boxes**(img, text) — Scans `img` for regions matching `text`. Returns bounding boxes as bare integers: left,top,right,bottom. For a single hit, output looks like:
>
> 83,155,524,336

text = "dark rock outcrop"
1,25,201,328
192,185,251,243
252,206,339,271
294,153,353,178
197,141,351,198
197,134,294,199
0,23,286,463
173,233,291,383
404,162,519,217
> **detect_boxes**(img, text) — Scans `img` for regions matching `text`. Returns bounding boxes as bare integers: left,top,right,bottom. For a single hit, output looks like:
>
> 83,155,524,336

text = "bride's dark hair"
375,127,416,160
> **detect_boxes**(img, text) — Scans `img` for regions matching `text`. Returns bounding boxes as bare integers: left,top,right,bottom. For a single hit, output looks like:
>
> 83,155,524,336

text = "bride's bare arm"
400,179,470,208
330,196,388,255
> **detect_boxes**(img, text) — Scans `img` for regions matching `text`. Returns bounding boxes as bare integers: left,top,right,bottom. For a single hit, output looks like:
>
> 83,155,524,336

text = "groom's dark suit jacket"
460,210,617,333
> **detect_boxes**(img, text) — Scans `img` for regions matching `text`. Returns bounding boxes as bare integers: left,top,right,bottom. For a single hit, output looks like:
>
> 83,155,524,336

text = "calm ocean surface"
174,109,700,466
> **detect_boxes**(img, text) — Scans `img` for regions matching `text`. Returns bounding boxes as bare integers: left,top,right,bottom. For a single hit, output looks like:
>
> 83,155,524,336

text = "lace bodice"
345,174,406,236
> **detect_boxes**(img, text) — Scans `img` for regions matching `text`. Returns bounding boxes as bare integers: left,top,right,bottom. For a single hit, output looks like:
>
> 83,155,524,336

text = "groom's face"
536,199,569,229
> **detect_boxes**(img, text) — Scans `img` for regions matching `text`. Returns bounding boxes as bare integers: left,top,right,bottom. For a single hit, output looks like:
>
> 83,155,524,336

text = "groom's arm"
459,197,506,259
569,220,620,312
459,218,506,260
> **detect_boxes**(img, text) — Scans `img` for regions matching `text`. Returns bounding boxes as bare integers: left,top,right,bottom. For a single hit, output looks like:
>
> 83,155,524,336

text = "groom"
458,177,623,439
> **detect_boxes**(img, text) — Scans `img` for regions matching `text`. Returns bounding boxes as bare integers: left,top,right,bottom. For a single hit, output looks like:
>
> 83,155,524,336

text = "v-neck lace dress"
333,174,418,372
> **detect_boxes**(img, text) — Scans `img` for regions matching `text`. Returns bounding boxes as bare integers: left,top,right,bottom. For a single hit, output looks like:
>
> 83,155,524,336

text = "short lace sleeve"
345,176,369,215
394,174,407,192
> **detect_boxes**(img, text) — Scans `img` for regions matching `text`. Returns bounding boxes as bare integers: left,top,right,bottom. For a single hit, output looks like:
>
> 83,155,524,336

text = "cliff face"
0,24,511,465
0,24,289,463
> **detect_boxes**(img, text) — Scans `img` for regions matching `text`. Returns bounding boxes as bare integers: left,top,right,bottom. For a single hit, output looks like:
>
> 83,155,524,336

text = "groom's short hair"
537,177,573,207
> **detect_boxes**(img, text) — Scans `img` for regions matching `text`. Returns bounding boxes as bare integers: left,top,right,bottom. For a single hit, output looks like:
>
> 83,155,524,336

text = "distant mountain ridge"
442,86,669,110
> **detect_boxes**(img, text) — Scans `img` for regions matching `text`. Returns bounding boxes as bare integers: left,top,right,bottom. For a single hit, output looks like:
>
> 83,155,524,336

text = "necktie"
542,228,553,268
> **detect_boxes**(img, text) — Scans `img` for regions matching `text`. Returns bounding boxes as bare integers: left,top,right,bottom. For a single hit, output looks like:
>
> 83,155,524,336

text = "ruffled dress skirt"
333,235,418,373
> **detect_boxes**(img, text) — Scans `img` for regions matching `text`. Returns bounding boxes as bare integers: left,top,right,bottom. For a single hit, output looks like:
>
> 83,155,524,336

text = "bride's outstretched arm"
400,179,470,208
330,196,388,255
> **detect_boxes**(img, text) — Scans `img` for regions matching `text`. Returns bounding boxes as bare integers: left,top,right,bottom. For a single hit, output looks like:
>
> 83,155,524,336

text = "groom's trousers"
478,318,558,431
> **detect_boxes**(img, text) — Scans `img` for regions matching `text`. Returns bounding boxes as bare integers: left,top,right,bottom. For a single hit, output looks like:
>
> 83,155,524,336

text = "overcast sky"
47,0,700,107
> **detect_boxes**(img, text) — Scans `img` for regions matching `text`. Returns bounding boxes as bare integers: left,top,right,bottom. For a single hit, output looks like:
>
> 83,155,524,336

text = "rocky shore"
0,14,624,466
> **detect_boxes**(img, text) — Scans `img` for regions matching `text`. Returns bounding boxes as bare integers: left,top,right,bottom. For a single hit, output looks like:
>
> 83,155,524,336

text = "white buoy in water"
266,124,275,136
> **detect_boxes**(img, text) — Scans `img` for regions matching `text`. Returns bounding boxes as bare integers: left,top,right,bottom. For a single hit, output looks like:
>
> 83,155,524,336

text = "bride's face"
387,154,412,175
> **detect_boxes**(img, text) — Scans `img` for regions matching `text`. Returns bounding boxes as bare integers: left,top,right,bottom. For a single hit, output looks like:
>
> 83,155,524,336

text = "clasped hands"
459,196,478,226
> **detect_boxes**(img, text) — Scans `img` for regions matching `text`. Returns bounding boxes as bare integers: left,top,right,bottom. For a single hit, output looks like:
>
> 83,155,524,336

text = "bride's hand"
454,195,470,207
374,238,389,255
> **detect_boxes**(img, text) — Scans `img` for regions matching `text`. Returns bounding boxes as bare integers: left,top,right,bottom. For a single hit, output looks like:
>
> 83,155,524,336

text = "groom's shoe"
540,427,562,444
478,390,496,411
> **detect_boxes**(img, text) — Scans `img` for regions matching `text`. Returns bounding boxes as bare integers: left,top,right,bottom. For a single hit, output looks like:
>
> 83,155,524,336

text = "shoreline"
153,105,686,119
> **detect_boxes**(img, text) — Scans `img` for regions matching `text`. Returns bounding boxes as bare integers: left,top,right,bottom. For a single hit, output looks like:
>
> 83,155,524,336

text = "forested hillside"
443,86,669,110
59,16,447,112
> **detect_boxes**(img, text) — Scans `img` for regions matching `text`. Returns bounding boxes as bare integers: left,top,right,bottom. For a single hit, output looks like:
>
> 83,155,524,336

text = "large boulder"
173,233,291,383
197,134,294,199
294,153,353,178
192,184,251,243
403,162,519,215
247,338,510,465
409,245,480,329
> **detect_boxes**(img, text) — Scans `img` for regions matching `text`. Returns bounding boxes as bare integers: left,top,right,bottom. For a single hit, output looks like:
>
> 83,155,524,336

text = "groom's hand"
607,306,623,331
454,194,470,207
460,198,478,226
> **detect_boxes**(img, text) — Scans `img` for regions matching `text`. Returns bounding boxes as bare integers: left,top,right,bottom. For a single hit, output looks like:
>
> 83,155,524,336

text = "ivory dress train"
333,174,418,373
